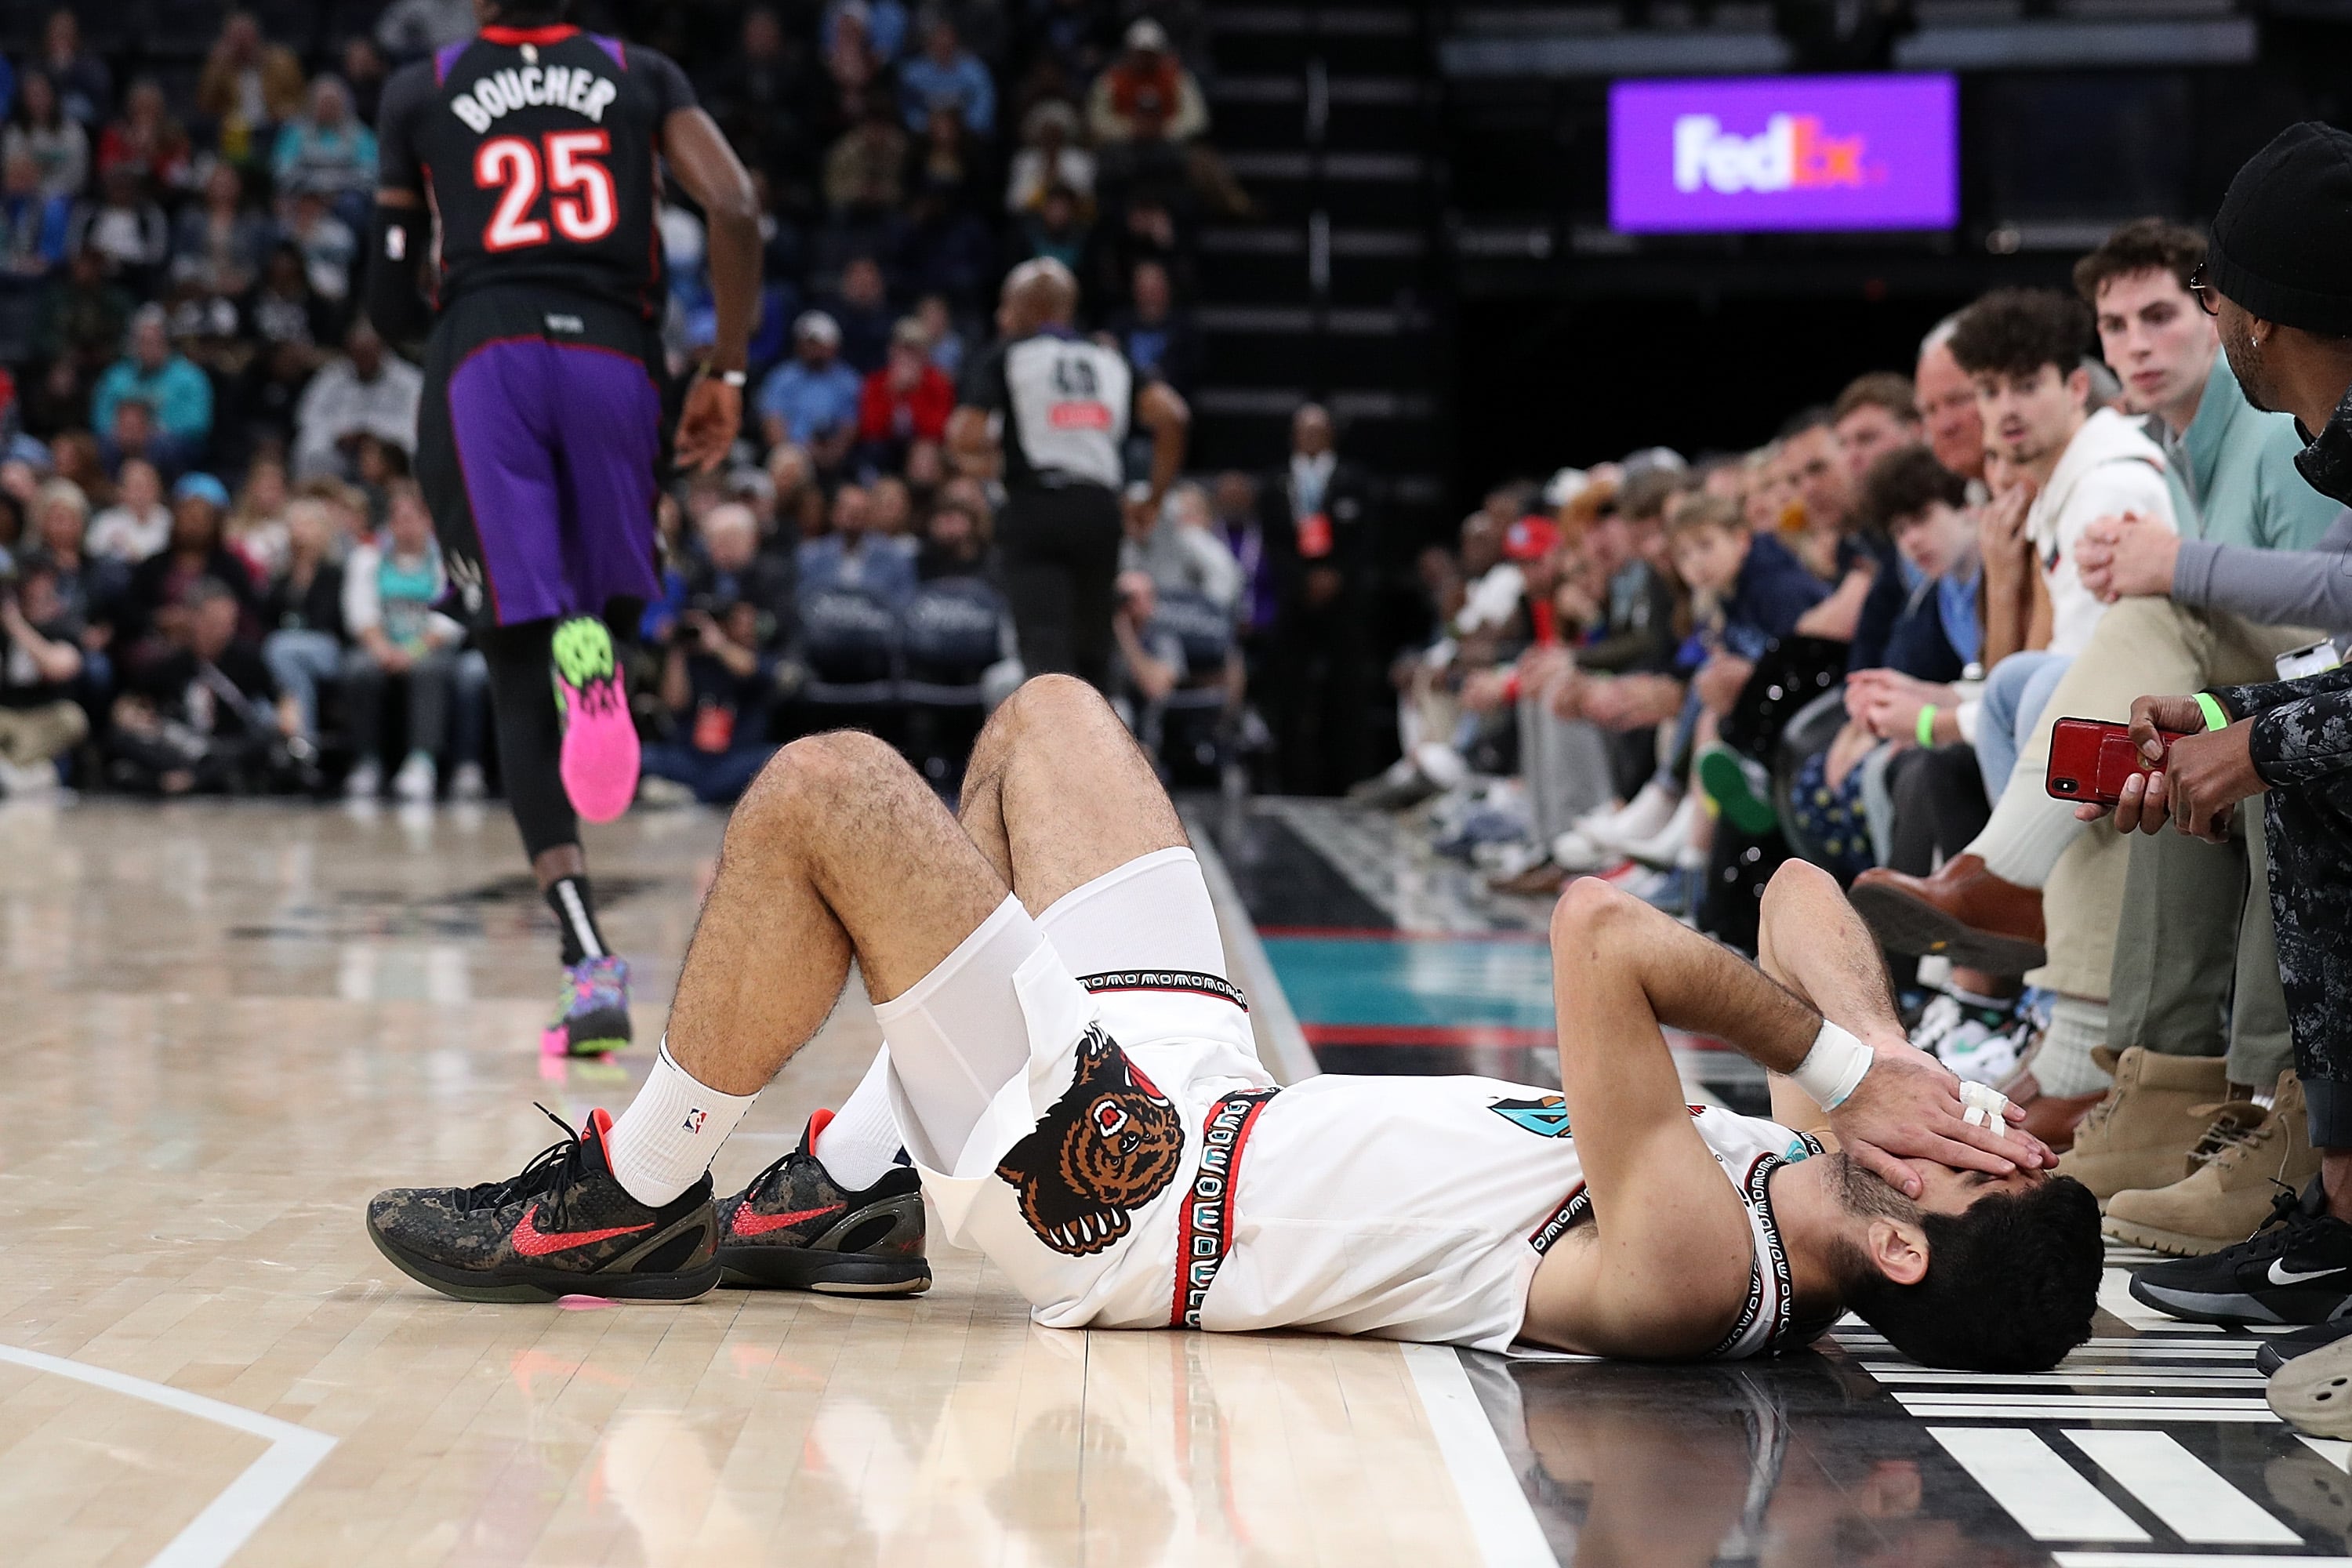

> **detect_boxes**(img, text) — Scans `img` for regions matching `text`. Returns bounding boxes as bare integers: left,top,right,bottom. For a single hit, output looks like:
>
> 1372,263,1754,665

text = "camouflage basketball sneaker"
368,1106,719,1304
550,615,640,823
544,953,633,1058
717,1112,931,1295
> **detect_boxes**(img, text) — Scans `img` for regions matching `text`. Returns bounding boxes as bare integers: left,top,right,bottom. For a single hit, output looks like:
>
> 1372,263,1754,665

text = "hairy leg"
665,730,1010,1095
957,674,1188,913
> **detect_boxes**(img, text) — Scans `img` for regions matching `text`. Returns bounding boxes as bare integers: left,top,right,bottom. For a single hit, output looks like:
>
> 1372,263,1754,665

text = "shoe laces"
2187,1102,2269,1170
2231,1182,2321,1262
742,1146,820,1210
459,1104,587,1215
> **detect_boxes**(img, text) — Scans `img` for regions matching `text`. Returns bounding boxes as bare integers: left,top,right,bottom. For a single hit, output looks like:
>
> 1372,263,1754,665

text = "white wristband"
1791,1020,1874,1110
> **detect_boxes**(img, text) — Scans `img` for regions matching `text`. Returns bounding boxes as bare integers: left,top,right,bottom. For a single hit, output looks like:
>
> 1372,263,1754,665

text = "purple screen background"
1609,74,1958,234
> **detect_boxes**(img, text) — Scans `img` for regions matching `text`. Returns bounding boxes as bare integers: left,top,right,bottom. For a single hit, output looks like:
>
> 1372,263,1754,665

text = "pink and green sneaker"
543,954,633,1058
551,616,640,824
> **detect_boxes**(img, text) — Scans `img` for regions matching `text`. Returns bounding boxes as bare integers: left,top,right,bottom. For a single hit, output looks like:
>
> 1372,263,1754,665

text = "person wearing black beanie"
2201,121,2352,503
2114,121,2352,1428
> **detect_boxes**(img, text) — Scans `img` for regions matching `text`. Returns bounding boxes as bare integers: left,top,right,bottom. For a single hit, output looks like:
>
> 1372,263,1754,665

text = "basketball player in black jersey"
367,1,760,1058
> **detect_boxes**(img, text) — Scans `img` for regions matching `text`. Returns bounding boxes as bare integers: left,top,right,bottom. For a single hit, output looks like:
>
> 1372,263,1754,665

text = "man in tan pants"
1853,222,2337,1142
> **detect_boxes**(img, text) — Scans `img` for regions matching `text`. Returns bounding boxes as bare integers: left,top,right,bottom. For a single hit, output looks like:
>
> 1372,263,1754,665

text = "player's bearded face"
1831,1152,1920,1225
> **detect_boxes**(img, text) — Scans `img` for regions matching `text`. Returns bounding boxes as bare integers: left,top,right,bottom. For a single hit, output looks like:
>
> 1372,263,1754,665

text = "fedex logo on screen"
1671,113,1874,194
1610,75,1955,234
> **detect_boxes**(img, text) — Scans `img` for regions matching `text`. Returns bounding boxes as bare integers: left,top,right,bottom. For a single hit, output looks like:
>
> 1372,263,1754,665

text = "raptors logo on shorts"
996,1025,1185,1255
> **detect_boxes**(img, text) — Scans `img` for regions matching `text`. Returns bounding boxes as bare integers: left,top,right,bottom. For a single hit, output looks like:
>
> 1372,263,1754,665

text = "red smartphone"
2045,717,2189,805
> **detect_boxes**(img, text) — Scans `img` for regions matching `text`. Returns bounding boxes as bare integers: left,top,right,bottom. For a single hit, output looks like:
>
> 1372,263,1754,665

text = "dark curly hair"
1948,289,2094,384
2073,218,2205,306
1860,444,1969,532
1839,1167,2103,1372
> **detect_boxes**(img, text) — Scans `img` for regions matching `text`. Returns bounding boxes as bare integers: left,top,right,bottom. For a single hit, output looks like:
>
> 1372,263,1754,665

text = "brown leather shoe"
2015,1080,2108,1152
1849,854,2047,974
1489,861,1568,898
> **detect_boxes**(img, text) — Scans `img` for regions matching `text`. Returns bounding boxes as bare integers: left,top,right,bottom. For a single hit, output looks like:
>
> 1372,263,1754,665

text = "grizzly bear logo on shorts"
996,1024,1185,1256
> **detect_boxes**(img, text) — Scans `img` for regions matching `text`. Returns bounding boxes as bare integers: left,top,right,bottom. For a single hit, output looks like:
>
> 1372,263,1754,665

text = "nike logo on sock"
733,1201,844,1238
2269,1259,2349,1287
513,1204,655,1257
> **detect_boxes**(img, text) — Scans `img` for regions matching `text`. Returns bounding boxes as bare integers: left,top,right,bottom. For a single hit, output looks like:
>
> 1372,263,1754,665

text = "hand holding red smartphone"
2044,717,2190,806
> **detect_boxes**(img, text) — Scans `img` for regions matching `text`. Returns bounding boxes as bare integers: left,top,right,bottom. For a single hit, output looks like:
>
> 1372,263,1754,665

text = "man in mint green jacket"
2009,222,2342,1243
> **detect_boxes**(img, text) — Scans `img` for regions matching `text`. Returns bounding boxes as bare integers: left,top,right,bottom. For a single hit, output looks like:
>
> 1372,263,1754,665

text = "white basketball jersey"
1202,1075,1827,1355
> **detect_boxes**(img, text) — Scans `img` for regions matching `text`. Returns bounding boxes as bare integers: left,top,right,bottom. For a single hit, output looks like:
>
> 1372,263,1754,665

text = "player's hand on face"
673,376,742,474
1827,1037,2050,1199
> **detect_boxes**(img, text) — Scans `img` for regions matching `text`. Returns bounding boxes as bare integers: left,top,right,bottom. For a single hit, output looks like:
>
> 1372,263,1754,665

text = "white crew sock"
812,1049,906,1191
1972,761,2090,887
606,1037,757,1207
2033,996,2113,1098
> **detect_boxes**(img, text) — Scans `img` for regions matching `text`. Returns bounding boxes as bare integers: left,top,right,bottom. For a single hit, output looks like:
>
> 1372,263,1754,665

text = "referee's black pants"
996,483,1123,694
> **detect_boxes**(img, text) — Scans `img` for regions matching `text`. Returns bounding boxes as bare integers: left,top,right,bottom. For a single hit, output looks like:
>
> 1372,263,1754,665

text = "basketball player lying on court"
369,677,2102,1370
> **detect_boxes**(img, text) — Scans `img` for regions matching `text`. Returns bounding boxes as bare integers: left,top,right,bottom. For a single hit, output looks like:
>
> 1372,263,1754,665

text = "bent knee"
736,729,901,823
1000,672,1116,730
1551,874,1635,946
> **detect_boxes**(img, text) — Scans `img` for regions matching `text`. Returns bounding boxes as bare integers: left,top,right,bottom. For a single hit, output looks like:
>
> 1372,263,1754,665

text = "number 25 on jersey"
475,129,615,250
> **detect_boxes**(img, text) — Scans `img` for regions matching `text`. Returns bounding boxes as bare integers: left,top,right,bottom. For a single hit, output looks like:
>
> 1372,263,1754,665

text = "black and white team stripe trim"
1078,970,1249,1011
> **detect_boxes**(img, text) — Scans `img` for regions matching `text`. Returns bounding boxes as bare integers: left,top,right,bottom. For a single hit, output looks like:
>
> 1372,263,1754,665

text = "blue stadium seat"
898,576,1008,709
796,584,901,707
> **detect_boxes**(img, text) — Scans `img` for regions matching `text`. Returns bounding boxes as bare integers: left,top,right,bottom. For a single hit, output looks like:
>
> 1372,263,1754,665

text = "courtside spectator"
292,319,419,481
122,473,252,653
107,577,286,796
899,15,994,136
857,318,955,471
339,481,481,802
1088,20,1207,145
271,75,374,215
70,165,166,284
0,551,86,793
92,307,210,468
169,164,269,296
1107,258,1196,397
758,311,862,469
96,79,191,194
1833,372,1922,484
258,497,344,750
797,480,916,608
39,12,109,128
0,146,65,278
6,70,85,201
197,13,305,168
1007,100,1094,216
85,455,165,561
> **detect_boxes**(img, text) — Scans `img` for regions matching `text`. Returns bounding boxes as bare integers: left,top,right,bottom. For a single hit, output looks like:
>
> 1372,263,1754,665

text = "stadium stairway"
1195,5,1450,542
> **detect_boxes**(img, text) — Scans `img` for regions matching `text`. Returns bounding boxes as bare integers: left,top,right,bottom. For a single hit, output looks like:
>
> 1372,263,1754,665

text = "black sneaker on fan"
367,1105,720,1303
2129,1181,2352,1327
717,1111,931,1296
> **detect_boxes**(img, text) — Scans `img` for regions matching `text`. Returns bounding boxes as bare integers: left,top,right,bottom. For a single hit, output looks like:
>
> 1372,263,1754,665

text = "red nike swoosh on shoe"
512,1203,655,1257
731,1201,844,1238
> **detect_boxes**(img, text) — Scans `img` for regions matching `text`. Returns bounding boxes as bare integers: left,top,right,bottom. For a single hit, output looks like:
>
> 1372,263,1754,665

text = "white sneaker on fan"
1620,792,1700,869
1585,781,1679,851
1549,827,1621,873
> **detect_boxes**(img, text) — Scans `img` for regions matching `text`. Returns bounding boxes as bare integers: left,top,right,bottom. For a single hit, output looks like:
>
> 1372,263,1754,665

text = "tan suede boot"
2103,1072,2321,1257
2056,1047,2230,1202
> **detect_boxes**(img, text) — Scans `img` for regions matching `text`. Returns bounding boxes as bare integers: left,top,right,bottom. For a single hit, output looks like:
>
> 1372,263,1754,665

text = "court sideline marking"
1402,1344,1560,1567
0,1342,337,1568
1189,821,1323,1084
1195,818,1554,1563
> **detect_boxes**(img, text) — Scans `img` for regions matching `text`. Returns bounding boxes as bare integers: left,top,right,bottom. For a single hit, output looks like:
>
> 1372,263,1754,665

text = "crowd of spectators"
0,2,1280,807
1355,186,2352,1269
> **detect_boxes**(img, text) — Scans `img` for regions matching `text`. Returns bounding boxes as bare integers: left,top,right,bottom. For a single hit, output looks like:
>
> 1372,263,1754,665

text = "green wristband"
1916,703,1938,747
2194,692,2230,732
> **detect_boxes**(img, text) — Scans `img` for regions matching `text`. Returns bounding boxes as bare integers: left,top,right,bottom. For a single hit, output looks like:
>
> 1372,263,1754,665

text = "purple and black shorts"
416,285,667,630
